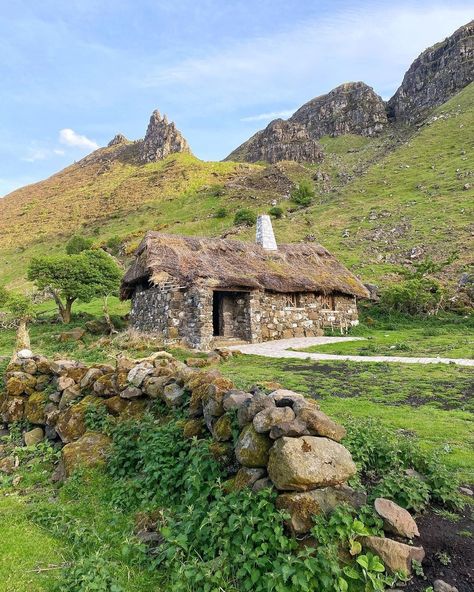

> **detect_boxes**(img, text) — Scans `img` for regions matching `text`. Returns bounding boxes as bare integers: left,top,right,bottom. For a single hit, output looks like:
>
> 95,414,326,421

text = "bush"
269,206,283,218
234,208,257,226
66,235,94,255
214,206,227,219
291,179,315,206
105,236,122,255
379,278,444,316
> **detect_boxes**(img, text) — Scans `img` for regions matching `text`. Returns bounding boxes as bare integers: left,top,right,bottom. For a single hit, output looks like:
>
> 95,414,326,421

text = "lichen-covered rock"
268,389,310,412
213,414,233,442
162,383,185,407
1,396,25,422
127,363,153,387
6,372,37,396
374,498,420,539
234,467,266,490
25,392,48,424
269,419,309,439
268,436,356,491
103,396,128,416
223,390,253,411
253,406,295,434
56,376,76,391
35,374,51,391
0,456,15,474
59,431,111,479
80,367,103,389
120,386,143,400
58,327,85,342
183,418,206,439
58,385,82,410
93,373,117,397
276,485,367,534
24,427,44,446
296,407,346,442
55,396,101,443
252,477,273,493
142,376,169,399
50,360,78,375
238,392,275,427
363,536,425,575
235,424,272,468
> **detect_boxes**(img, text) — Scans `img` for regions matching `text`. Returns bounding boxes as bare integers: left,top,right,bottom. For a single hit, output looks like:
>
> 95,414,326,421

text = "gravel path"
228,337,474,367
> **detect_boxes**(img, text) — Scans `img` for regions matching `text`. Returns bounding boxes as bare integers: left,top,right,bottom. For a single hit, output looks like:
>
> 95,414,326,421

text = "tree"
66,235,94,254
0,288,35,350
28,249,122,323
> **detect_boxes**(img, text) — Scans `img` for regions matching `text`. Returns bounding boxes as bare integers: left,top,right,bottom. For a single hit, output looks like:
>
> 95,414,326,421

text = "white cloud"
59,128,99,150
22,147,51,162
240,109,296,122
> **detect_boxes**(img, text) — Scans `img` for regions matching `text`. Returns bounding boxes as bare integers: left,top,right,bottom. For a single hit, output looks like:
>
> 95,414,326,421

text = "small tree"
66,235,94,255
291,179,315,206
268,206,283,218
28,249,122,323
0,288,35,350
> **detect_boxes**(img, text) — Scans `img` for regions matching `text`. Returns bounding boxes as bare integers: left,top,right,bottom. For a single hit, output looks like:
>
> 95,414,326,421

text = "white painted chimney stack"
256,214,278,251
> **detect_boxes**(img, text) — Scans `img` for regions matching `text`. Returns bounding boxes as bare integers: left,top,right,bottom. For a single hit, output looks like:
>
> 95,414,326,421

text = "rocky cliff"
225,119,324,164
289,82,387,138
387,20,474,122
140,110,191,163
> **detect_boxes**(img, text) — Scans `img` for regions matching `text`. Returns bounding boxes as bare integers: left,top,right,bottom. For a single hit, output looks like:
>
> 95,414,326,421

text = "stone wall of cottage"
252,291,359,341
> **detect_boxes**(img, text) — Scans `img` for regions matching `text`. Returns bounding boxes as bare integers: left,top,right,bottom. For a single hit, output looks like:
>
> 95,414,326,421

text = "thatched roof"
120,231,369,299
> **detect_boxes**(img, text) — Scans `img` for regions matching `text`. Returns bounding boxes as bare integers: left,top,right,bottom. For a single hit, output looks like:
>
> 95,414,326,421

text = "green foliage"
214,206,228,218
105,236,122,255
291,179,315,206
56,554,123,592
84,404,110,433
66,235,94,254
28,249,122,321
234,208,257,226
379,278,444,316
343,418,462,510
268,206,283,218
0,290,35,320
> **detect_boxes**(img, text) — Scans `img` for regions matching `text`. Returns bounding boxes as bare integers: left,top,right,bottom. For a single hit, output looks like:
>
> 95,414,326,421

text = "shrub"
66,235,94,255
291,179,315,206
234,208,257,226
379,278,444,316
214,206,227,218
105,236,122,255
269,206,283,218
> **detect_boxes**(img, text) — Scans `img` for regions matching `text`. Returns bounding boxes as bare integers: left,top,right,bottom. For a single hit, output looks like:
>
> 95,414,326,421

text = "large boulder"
276,485,367,534
6,372,37,396
55,396,102,443
24,427,44,446
58,431,111,479
374,498,420,539
25,392,48,424
235,425,272,468
363,536,425,575
162,383,185,407
267,436,356,491
253,406,295,434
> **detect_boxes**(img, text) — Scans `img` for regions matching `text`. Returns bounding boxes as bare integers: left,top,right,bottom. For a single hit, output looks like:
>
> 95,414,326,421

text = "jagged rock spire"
107,133,128,147
140,110,191,163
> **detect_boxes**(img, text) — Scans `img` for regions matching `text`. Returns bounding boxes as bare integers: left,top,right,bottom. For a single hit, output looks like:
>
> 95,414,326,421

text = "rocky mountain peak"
387,20,474,122
290,81,388,138
107,133,128,147
225,118,324,164
140,110,191,163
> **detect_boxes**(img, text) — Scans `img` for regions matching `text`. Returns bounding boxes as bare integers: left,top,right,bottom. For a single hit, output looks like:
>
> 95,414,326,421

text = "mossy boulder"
93,373,117,397
25,392,48,424
234,467,266,490
235,424,272,468
1,396,25,422
183,418,206,439
213,414,233,442
59,431,112,479
55,396,103,443
6,372,37,397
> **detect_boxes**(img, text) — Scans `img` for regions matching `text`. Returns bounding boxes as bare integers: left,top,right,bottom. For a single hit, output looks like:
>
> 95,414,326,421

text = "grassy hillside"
0,83,472,291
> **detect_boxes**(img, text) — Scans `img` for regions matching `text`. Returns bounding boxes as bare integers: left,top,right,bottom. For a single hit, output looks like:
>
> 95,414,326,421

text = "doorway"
212,290,250,339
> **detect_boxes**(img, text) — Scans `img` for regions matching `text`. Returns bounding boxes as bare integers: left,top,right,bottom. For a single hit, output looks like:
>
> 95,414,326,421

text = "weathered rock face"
226,119,324,164
140,110,191,163
363,536,425,575
107,133,128,147
59,431,112,479
387,21,474,122
374,497,419,539
290,82,388,138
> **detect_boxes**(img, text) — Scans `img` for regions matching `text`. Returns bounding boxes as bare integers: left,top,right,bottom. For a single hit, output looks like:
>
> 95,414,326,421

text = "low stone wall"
0,348,424,575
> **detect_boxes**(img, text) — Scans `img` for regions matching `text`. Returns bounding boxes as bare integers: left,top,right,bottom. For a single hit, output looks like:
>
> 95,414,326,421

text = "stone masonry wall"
0,349,425,574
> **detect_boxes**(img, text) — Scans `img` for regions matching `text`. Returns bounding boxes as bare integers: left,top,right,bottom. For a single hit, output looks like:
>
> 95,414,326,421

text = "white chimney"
256,214,278,251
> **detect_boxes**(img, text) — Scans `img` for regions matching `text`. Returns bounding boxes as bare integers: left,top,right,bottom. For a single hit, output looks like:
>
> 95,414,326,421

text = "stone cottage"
120,215,369,349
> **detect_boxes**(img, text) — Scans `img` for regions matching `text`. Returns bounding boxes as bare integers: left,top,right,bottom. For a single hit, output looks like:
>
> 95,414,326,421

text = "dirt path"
228,337,474,367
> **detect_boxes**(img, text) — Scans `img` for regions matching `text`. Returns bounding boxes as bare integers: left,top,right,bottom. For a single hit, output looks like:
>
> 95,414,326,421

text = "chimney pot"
256,214,278,251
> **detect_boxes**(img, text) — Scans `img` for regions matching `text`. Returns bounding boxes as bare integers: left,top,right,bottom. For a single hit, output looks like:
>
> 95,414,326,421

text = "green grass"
298,308,474,359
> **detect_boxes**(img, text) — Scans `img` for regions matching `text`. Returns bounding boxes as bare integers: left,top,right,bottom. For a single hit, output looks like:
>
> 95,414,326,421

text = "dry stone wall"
1,348,424,573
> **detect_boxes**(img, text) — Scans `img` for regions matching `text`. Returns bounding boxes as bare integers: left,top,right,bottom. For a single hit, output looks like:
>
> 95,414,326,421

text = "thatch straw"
120,231,369,299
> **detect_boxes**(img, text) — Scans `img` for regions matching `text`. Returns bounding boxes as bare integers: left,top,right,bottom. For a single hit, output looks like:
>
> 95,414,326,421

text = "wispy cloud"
59,128,99,150
240,109,296,122
22,147,52,162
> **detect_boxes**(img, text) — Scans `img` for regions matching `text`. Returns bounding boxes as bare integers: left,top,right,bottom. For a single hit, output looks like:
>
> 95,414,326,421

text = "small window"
321,294,336,310
285,294,301,308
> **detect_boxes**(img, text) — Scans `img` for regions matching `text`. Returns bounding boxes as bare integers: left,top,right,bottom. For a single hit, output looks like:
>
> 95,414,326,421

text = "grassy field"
298,308,474,359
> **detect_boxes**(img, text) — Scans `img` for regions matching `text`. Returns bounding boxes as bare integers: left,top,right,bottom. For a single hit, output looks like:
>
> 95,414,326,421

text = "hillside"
1,83,472,293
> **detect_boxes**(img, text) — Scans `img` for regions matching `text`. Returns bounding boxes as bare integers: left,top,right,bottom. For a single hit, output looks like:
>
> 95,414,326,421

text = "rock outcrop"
107,133,128,147
226,119,324,164
140,110,191,163
289,81,388,138
387,21,474,122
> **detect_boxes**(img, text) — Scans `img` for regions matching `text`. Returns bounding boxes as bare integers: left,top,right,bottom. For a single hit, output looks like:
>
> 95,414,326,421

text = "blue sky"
1,0,472,197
